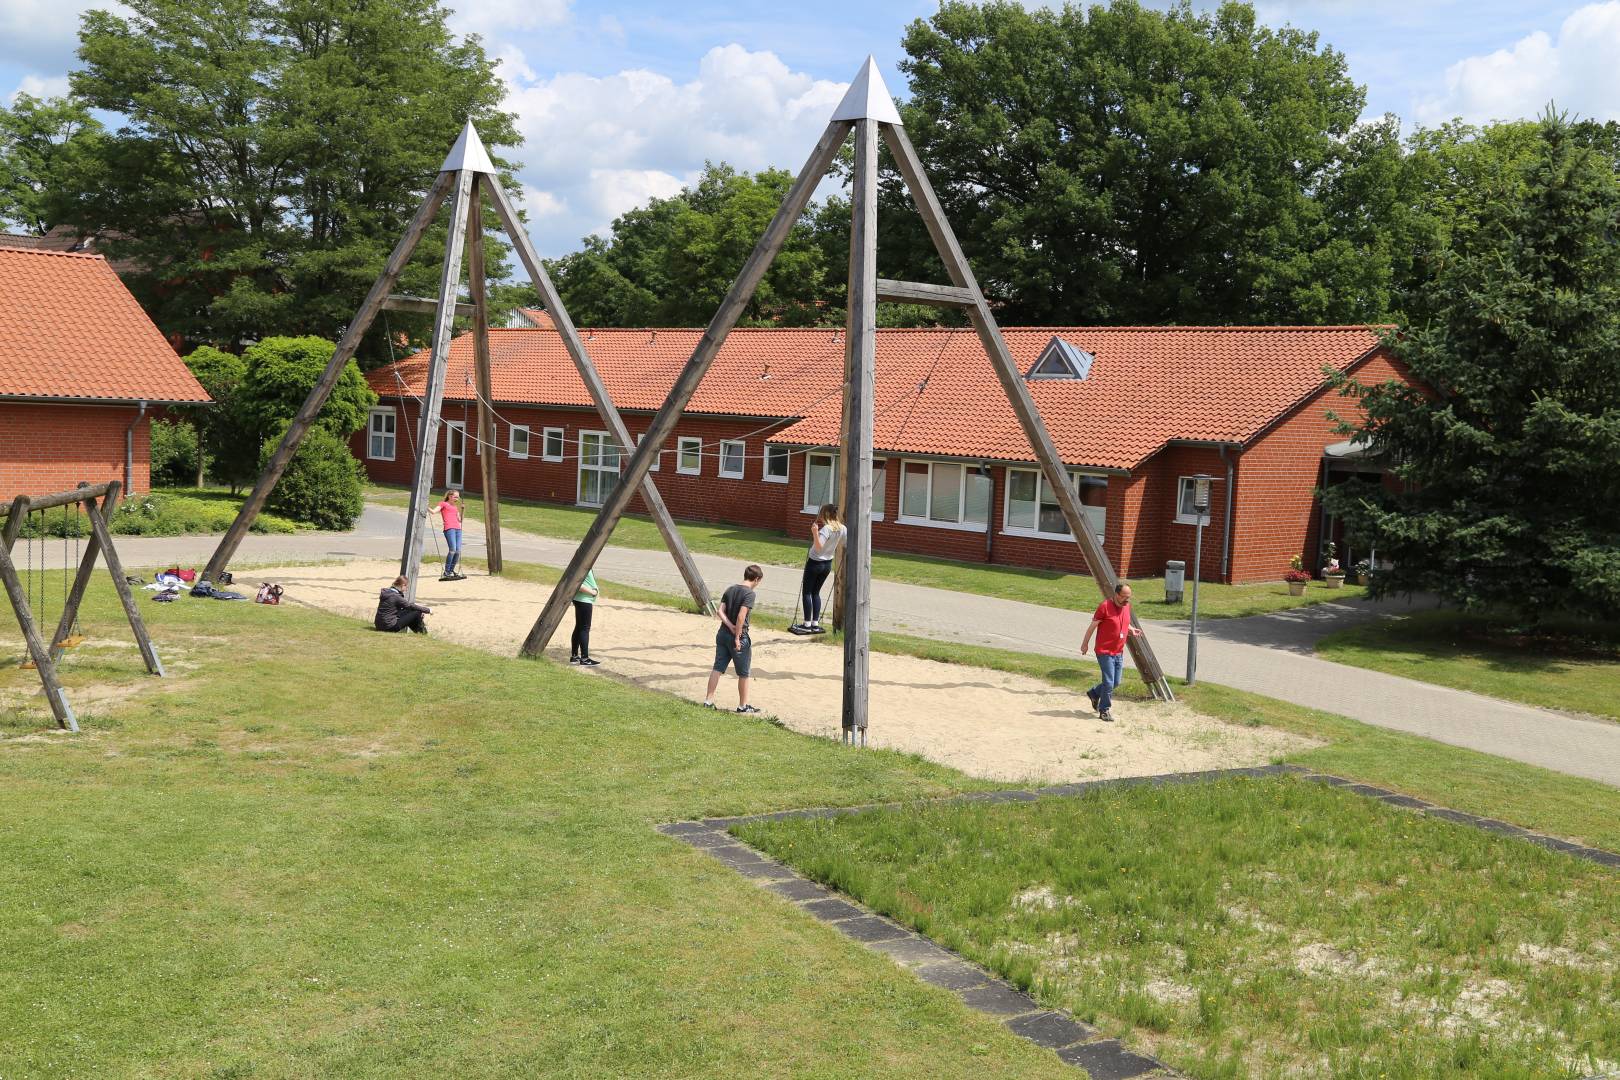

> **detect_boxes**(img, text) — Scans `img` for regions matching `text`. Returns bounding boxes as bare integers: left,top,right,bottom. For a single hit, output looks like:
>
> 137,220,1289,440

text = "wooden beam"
0,540,75,730
840,118,879,738
383,294,477,318
83,481,163,677
874,278,977,308
0,483,114,517
484,177,723,620
881,121,1175,701
400,170,475,601
1,495,28,553
466,178,503,574
203,169,456,584
520,119,854,657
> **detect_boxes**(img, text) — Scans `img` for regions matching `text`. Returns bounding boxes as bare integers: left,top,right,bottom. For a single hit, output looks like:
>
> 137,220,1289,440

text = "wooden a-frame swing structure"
522,57,1175,739
1,481,165,731
201,122,714,611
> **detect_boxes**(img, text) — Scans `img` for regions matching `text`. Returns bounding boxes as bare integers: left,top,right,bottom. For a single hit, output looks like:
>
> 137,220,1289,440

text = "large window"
677,437,702,475
764,444,790,483
1175,476,1211,525
1005,469,1107,540
899,460,990,530
803,453,887,515
719,440,746,479
367,408,396,461
509,425,530,459
542,427,564,462
578,431,622,507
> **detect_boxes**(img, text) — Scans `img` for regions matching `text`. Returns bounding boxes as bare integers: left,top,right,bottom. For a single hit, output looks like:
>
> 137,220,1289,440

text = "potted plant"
1353,558,1372,587
1284,554,1311,596
1321,542,1345,589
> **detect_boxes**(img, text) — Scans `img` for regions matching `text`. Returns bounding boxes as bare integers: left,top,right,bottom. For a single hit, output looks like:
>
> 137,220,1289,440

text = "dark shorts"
713,630,752,677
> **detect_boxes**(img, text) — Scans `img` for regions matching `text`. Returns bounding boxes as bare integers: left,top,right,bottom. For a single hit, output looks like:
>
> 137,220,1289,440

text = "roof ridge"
0,246,107,261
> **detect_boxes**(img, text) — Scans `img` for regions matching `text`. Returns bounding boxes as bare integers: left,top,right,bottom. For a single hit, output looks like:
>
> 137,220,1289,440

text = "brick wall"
0,401,150,502
1227,348,1412,584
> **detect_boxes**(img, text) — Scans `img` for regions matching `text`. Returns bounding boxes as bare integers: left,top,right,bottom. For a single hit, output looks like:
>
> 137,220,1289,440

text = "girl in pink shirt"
431,490,465,580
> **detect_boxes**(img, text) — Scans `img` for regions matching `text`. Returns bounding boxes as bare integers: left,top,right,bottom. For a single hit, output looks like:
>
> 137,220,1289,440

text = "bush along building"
0,246,210,501
354,324,1414,583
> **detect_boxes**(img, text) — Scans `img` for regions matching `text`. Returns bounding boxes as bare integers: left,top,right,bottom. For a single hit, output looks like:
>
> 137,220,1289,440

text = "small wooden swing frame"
0,481,164,731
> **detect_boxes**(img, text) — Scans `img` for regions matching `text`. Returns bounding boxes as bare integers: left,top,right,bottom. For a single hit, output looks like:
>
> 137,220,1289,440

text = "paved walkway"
44,504,1620,788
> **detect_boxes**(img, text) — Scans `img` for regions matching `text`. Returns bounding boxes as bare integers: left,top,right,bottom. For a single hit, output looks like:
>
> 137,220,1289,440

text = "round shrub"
263,425,365,530
150,419,202,488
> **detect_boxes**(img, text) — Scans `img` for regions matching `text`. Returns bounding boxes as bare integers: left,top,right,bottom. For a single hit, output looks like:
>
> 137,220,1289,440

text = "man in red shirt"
1080,583,1143,722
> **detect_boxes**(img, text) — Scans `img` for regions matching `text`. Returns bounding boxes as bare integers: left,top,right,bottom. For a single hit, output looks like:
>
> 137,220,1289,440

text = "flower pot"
1287,581,1307,596
1323,574,1345,590
1354,573,1369,586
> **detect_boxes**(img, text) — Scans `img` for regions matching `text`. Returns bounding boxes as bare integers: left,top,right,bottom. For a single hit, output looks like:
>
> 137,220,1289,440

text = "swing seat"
787,624,817,636
56,634,86,649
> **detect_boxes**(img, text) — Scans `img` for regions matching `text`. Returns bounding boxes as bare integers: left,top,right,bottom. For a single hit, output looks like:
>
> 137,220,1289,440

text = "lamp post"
1186,474,1215,686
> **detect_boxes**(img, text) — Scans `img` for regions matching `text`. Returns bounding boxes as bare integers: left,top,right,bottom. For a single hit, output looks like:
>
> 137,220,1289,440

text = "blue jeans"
443,528,462,574
1091,651,1124,712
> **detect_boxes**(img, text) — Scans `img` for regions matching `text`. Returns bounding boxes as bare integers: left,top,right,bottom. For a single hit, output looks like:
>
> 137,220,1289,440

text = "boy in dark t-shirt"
705,564,764,713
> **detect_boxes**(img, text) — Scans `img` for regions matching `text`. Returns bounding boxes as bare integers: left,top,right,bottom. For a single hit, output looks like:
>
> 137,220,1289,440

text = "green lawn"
1316,609,1620,722
737,778,1620,1079
370,484,1367,620
5,565,1618,1075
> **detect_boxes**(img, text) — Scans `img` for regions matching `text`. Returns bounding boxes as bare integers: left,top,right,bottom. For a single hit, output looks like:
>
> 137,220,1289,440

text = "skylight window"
1027,337,1095,380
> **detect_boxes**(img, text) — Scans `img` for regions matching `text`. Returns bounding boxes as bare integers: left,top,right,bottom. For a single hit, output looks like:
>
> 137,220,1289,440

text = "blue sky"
5,1,1620,252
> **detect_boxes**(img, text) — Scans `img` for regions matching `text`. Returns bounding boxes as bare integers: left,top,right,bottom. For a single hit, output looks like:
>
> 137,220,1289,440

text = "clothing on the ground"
374,586,430,632
713,627,752,677
571,598,594,658
801,557,832,624
443,527,462,574
1090,599,1133,655
809,522,844,562
720,583,756,634
1091,651,1124,712
438,500,463,530
574,570,598,605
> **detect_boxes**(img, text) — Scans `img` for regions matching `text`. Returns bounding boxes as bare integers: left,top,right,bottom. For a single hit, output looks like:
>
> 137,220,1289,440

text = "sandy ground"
222,560,1314,784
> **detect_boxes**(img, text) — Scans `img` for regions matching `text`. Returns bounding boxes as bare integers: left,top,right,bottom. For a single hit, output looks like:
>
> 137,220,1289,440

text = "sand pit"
254,560,1316,784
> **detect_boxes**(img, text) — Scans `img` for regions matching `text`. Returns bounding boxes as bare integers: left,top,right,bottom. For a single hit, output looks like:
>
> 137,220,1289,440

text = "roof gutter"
125,399,148,496
0,394,213,407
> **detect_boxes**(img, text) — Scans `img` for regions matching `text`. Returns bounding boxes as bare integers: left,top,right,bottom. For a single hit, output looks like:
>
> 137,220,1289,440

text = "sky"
4,0,1620,253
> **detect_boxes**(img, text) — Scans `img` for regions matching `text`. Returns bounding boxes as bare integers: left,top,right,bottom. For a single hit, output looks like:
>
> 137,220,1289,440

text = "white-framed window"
802,453,886,516
636,434,660,471
1004,468,1107,540
367,407,396,461
542,427,564,462
509,425,530,459
898,460,990,530
1175,476,1213,525
578,430,622,507
719,440,746,478
677,436,702,475
764,444,791,483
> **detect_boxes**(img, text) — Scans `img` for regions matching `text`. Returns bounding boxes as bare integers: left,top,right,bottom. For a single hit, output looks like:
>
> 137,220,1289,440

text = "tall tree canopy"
1324,113,1620,620
889,0,1391,325
62,0,519,352
0,94,107,236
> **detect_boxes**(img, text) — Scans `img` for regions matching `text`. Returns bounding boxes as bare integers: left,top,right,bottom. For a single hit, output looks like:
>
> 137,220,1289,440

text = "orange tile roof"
369,324,1383,471
0,248,210,404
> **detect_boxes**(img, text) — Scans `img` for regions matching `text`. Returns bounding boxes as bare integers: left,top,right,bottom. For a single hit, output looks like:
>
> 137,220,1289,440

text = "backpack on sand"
255,582,284,605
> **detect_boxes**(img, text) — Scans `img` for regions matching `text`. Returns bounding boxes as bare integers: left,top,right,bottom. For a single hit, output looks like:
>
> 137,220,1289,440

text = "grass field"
4,564,1619,1075
737,777,1620,1079
1316,609,1620,722
369,484,1367,620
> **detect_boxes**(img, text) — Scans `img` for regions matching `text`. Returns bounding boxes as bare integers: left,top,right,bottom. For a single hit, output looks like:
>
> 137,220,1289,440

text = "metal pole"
1187,516,1204,686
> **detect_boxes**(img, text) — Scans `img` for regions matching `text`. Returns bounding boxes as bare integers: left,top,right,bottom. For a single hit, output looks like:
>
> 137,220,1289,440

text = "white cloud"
521,185,568,218
1415,2,1620,125
498,43,849,249
444,0,571,37
8,73,71,102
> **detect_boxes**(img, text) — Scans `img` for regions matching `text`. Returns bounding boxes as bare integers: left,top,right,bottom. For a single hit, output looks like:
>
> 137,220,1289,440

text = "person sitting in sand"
704,564,763,714
375,575,431,634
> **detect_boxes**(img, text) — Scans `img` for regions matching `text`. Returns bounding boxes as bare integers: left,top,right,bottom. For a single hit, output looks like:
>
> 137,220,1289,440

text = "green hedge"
10,492,301,539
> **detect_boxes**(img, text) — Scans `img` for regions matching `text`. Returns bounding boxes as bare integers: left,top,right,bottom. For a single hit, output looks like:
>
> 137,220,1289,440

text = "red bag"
164,567,198,583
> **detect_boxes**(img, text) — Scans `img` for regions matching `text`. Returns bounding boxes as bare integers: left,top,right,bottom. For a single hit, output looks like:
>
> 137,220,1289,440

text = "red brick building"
0,247,210,501
356,324,1412,583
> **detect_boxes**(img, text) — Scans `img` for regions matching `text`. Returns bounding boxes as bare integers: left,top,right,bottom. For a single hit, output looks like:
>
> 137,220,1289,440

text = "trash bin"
1164,560,1186,604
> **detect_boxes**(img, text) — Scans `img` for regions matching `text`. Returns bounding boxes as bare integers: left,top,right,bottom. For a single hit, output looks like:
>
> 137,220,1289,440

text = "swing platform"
786,624,826,636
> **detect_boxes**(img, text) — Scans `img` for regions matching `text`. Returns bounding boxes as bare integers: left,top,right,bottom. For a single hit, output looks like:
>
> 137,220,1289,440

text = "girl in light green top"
571,570,599,666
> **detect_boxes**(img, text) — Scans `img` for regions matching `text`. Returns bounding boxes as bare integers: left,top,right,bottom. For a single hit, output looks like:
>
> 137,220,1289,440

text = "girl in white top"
794,503,844,633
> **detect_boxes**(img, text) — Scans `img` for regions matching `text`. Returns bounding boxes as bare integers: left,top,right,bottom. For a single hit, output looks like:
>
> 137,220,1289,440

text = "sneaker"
736,704,762,714
453,573,468,580
439,574,456,582
1099,710,1113,723
701,701,717,709
578,657,601,667
1086,688,1101,711
569,656,581,664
